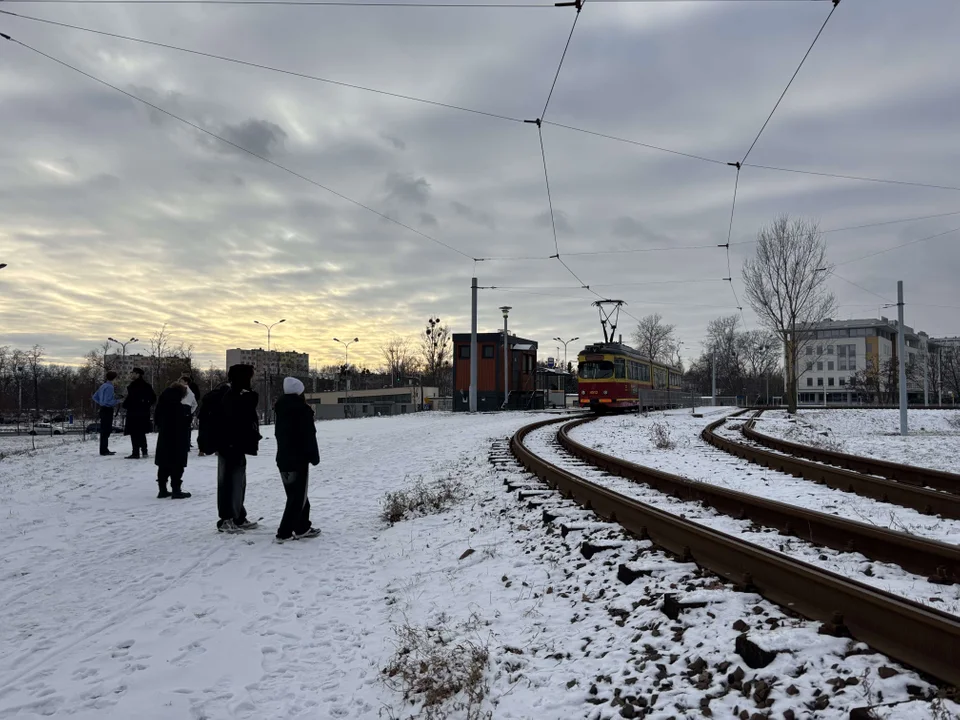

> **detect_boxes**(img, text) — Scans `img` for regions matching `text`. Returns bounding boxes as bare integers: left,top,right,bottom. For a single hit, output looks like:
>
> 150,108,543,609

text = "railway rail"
743,410,960,496
510,414,960,688
701,413,960,520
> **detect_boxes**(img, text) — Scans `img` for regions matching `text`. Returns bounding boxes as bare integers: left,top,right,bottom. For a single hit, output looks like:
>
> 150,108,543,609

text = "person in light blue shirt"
92,371,122,456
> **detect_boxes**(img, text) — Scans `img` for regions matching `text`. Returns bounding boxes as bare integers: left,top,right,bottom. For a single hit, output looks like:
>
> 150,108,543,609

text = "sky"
1,0,959,371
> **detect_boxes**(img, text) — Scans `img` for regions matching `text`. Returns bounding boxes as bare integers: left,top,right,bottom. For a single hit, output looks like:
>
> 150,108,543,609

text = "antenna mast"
592,300,626,344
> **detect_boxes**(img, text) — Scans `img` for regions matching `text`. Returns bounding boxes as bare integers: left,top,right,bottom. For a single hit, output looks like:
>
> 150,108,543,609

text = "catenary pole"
470,277,478,412
923,335,929,406
500,306,511,409
897,281,908,436
711,351,717,407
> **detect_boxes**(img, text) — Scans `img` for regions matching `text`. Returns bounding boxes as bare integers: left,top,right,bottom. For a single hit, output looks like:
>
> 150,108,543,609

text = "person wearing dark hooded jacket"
122,367,156,459
273,377,320,543
216,364,261,533
154,380,193,499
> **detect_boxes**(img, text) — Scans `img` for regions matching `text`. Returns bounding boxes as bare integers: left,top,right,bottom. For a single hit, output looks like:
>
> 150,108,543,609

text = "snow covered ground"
757,409,960,474
563,412,960,617
2,410,957,720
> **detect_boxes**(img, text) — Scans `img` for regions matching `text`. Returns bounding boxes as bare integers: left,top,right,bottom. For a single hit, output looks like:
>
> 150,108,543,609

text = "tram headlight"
603,390,608,395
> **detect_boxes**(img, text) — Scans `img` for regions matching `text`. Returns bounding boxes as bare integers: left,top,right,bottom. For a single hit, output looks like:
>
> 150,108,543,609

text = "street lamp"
553,336,579,408
500,307,512,409
333,338,359,407
254,319,286,423
108,337,139,375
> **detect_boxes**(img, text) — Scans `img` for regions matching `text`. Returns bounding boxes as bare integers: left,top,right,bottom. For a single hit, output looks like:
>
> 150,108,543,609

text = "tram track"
742,410,960,496
511,414,960,688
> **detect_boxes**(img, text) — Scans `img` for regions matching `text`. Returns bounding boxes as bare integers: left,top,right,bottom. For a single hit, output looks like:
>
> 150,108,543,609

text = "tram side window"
614,358,626,378
637,363,650,382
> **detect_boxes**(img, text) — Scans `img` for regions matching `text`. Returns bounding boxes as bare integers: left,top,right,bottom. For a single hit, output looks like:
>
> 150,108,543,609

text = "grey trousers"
217,453,247,522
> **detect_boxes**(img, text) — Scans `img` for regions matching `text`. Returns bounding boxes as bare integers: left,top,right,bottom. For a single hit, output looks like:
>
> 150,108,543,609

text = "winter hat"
283,377,305,395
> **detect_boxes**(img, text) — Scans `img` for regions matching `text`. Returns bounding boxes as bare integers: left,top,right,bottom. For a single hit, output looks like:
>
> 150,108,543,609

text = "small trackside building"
452,332,539,411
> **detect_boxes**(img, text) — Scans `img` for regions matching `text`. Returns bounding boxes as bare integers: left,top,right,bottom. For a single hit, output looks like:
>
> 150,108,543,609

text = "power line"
833,226,960,268
540,0,581,121
739,0,839,164
536,125,562,259
742,163,960,192
0,0,833,4
827,270,893,304
1,33,477,260
0,10,528,124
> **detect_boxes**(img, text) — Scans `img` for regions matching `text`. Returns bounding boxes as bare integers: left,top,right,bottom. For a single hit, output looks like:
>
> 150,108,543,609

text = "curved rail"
701,414,960,520
510,416,960,687
743,411,960,495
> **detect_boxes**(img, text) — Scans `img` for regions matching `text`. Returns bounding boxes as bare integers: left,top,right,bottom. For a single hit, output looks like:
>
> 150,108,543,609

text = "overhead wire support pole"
897,280,908,436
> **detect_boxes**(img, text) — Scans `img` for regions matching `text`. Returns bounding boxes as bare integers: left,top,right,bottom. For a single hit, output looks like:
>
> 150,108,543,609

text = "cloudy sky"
1,0,958,370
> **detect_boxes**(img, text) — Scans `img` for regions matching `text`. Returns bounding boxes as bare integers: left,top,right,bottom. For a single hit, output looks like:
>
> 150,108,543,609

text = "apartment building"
105,353,160,378
225,348,310,378
794,317,926,405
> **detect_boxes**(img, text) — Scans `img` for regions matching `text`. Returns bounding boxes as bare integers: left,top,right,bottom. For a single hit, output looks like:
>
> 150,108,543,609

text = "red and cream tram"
577,342,683,411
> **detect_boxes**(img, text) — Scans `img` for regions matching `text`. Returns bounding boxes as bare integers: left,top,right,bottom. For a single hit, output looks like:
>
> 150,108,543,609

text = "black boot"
171,481,192,499
157,480,171,499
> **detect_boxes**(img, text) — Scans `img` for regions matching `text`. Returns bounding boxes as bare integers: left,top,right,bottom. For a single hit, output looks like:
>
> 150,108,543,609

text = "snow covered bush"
380,476,465,525
381,618,491,720
649,422,675,450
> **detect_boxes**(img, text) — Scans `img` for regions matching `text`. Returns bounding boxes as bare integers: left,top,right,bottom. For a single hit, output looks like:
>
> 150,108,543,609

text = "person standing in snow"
216,364,261,533
122,367,156,459
273,377,321,543
154,380,193,499
92,371,122,456
197,381,230,457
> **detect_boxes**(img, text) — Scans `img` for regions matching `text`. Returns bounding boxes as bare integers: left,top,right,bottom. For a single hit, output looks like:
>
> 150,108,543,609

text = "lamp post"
108,337,139,376
333,337,359,408
254,319,285,424
500,306,512,410
553,336,579,409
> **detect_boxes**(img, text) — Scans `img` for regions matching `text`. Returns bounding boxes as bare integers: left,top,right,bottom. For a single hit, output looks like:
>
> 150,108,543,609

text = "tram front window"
579,361,614,379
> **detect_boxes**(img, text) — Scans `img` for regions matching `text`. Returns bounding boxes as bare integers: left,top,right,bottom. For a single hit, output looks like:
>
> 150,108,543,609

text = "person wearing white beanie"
273,376,320,542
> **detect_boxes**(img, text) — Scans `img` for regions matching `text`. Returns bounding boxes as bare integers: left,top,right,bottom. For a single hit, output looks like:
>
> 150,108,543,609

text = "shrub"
380,476,464,525
650,422,675,450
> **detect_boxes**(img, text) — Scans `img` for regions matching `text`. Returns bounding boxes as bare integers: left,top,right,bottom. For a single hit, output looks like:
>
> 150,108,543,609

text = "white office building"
225,348,310,378
794,317,925,405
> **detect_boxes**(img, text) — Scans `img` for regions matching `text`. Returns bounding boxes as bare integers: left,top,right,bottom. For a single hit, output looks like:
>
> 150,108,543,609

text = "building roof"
452,332,538,347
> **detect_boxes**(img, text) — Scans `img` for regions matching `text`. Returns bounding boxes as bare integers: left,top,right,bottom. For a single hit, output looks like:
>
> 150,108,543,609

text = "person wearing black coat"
197,382,230,456
216,364,261,532
123,368,156,459
273,377,320,542
154,380,192,499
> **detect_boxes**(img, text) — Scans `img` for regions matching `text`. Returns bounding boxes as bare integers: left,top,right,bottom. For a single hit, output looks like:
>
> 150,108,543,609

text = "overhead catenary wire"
0,33,478,261
825,270,893,304
832,226,960,268
0,0,835,4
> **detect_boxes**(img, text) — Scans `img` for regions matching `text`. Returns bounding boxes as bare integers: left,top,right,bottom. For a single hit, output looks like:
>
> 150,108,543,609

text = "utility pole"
254,319,285,424
923,335,929,407
470,278,478,412
553,336,579,409
897,281,908,436
711,351,717,407
500,306,512,409
938,346,943,407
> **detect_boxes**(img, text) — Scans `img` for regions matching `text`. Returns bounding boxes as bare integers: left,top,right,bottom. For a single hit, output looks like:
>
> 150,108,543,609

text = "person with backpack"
215,364,261,533
92,371,122,456
273,377,321,543
122,367,156,459
154,379,193,499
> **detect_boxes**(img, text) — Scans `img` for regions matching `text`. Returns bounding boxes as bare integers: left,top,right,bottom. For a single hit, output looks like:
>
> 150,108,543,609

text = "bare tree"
633,313,678,364
742,216,836,413
420,317,452,395
381,336,418,384
148,324,171,387
10,349,27,416
26,344,44,414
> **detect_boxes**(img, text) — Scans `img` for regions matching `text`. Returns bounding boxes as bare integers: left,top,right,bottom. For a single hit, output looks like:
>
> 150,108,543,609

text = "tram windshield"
579,360,614,379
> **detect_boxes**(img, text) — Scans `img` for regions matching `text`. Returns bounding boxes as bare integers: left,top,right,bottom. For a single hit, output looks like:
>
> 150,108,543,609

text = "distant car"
31,423,64,435
85,422,124,434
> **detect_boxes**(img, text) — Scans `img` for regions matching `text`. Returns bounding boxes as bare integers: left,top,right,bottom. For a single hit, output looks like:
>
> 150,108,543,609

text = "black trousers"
277,469,311,539
99,407,114,454
130,431,148,457
217,454,247,522
158,465,184,487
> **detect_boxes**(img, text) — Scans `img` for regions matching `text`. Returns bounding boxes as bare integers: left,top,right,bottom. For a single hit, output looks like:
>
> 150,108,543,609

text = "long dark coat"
274,393,320,472
155,387,190,470
123,377,156,436
220,388,261,457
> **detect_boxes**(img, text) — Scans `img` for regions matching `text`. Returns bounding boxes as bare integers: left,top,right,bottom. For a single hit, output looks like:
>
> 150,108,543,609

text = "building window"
827,345,834,354
482,345,495,359
806,346,813,356
817,345,823,355
828,377,835,386
839,378,846,386
806,362,813,371
817,361,823,371
817,377,823,386
807,378,813,387
827,361,834,371
458,345,470,359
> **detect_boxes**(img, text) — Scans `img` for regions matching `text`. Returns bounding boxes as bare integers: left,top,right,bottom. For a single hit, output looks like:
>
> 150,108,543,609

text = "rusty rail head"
702,415,960,520
510,417,960,688
744,411,960,496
